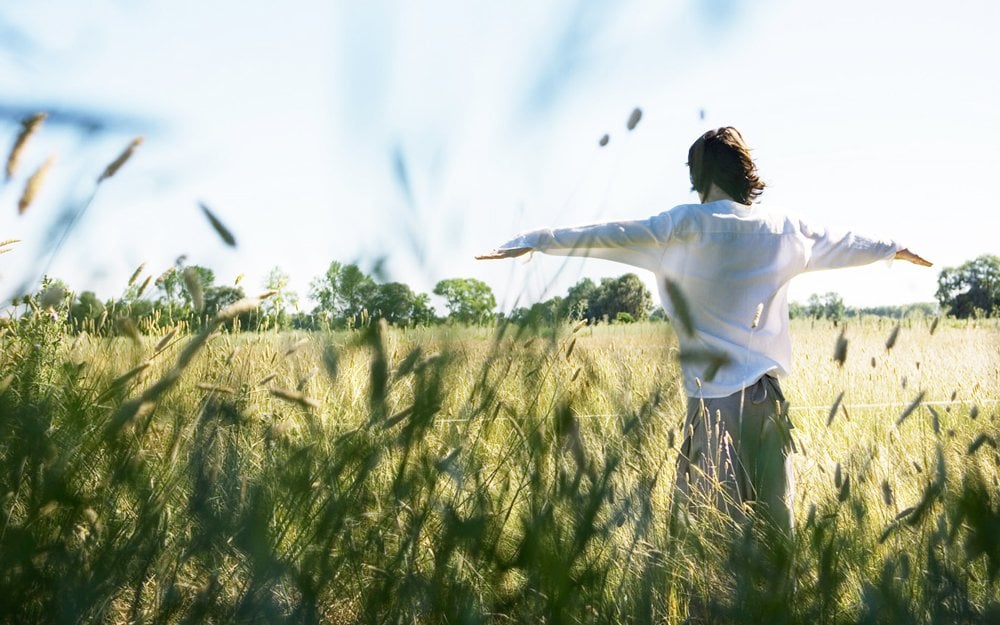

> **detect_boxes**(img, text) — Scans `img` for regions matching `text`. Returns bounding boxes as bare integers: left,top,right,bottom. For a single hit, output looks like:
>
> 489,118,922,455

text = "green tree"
806,292,846,322
155,267,183,306
152,265,214,311
788,300,806,319
510,296,564,328
936,255,1000,318
370,282,420,326
433,278,496,324
561,277,599,321
261,266,299,330
411,293,438,326
147,264,218,328
203,285,250,329
595,273,653,322
310,262,377,325
182,266,216,309
68,290,106,330
203,285,245,316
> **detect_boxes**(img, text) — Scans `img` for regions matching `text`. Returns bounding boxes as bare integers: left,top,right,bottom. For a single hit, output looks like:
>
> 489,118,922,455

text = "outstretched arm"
894,248,933,267
474,213,673,271
800,219,933,273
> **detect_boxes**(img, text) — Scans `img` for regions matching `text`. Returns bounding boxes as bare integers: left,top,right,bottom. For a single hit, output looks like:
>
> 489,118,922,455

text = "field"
2,308,999,624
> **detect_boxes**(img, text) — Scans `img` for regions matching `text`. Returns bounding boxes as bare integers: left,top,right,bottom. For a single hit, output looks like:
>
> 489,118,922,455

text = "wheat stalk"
270,387,320,409
0,239,21,255
98,136,143,183
154,328,178,353
128,262,146,287
199,202,237,247
626,107,642,131
5,112,46,180
183,267,204,313
135,275,152,298
19,155,56,215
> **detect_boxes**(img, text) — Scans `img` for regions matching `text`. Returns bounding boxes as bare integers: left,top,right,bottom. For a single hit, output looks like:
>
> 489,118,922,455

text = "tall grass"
2,288,999,623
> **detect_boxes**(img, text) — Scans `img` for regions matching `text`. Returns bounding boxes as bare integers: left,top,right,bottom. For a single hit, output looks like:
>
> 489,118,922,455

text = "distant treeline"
787,292,939,322
22,260,659,335
15,254,994,338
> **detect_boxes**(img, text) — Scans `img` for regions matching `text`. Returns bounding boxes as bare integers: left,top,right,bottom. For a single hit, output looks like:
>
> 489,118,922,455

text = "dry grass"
1,313,999,623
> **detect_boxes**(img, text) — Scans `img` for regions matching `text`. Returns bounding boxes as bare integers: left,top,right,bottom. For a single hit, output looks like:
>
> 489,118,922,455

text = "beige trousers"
675,375,795,535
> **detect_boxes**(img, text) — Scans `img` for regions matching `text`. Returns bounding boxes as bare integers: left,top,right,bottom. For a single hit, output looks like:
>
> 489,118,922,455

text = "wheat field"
1,308,999,624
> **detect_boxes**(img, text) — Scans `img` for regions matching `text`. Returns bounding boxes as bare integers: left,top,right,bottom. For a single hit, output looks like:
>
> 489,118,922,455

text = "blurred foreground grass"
1,304,999,624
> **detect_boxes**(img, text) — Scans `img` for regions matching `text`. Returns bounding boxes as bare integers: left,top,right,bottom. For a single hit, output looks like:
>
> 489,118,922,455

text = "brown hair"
687,127,765,204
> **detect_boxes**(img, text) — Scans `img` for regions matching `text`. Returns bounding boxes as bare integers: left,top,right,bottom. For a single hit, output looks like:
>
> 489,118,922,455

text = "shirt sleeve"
797,219,899,272
497,212,673,272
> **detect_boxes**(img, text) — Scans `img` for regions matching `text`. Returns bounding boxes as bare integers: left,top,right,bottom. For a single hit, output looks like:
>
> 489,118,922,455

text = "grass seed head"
664,278,694,336
0,239,21,255
885,323,901,351
118,317,142,346
297,366,319,391
833,329,848,366
128,262,146,287
154,328,177,353
565,336,576,360
837,474,851,502
284,338,309,358
19,155,56,215
0,373,14,395
968,434,996,455
270,387,320,410
98,136,143,182
257,372,278,387
214,298,259,322
881,480,895,506
199,202,237,247
322,343,339,379
108,361,152,390
155,267,175,286
6,112,47,180
183,267,204,313
896,391,926,427
136,275,152,298
626,107,642,131
928,405,941,435
196,382,235,395
826,391,845,427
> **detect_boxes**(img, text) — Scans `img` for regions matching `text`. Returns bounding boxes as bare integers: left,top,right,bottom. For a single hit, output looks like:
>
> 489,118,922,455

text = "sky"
0,0,997,314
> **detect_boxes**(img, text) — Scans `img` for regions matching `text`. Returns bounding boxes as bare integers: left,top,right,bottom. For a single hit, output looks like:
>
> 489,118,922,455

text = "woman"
477,127,931,534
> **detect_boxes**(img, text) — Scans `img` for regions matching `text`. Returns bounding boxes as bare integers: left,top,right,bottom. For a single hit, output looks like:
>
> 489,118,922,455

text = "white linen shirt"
499,200,899,398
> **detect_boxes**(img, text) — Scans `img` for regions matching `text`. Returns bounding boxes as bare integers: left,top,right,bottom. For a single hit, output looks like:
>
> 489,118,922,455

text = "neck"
700,184,735,204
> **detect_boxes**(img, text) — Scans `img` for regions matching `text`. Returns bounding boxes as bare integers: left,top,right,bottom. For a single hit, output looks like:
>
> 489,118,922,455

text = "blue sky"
1,0,997,312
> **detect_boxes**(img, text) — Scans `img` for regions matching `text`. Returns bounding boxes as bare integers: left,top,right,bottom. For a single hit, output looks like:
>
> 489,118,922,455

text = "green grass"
1,307,999,624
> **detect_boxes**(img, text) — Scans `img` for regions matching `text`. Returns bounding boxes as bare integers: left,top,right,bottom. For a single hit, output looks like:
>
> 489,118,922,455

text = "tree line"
38,260,658,335
17,254,1000,335
792,255,1000,322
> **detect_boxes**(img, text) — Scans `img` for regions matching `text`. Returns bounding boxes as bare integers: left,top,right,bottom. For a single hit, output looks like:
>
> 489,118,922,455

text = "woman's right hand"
475,247,532,260
894,248,933,267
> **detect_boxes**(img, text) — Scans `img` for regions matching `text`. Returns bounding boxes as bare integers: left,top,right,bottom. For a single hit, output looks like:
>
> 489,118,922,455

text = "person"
476,126,931,536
